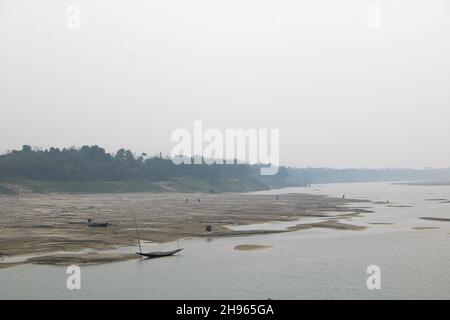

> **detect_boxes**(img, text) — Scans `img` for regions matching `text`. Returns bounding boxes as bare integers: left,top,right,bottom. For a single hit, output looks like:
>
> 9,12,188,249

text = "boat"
87,219,109,227
132,213,183,259
136,248,183,259
89,222,109,227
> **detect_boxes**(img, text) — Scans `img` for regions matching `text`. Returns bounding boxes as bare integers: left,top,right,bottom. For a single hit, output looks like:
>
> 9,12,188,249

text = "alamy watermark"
366,265,381,290
170,121,280,175
66,5,81,31
66,265,81,290
366,5,381,30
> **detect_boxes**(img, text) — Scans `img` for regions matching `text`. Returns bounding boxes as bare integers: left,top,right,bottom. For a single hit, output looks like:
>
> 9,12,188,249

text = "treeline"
1,145,449,186
286,167,450,184
0,145,287,185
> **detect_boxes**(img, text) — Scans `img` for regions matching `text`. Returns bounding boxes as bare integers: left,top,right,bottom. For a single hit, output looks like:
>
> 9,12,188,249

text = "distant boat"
87,219,109,227
132,213,183,259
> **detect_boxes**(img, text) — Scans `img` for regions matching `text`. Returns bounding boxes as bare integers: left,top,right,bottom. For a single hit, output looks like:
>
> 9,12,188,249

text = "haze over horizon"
1,0,449,169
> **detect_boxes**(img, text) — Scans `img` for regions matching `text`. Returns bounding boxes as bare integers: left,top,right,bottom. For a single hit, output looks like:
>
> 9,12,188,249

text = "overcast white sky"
1,0,449,168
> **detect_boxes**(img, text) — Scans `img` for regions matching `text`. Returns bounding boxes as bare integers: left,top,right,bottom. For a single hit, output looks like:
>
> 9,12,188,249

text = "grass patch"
0,177,269,194
162,178,213,193
162,177,269,193
18,180,164,194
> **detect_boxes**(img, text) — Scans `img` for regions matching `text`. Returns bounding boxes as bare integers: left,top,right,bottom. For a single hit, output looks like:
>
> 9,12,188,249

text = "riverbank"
0,191,370,268
0,177,273,195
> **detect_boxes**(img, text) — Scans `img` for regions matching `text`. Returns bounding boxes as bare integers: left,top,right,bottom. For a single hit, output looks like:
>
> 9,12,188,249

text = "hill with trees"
0,145,449,194
0,145,287,193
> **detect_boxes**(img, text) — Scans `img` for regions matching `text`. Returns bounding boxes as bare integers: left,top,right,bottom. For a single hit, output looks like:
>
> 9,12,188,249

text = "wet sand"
234,244,273,251
412,227,440,230
289,220,367,231
0,192,369,267
419,217,450,222
26,253,138,266
369,222,395,225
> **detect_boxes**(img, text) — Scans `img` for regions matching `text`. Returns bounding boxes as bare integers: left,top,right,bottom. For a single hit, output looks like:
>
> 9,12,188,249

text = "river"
0,182,449,299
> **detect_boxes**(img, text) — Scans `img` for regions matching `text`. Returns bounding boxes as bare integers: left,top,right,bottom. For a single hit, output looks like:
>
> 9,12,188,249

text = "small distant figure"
342,194,345,199
205,225,212,232
185,198,189,203
276,195,279,201
198,198,201,202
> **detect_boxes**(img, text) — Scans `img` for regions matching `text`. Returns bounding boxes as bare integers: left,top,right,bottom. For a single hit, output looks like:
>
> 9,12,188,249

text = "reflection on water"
1,182,449,299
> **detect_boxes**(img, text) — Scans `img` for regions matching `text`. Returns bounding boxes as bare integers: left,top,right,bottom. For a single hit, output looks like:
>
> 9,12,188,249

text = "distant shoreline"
4,179,450,197
393,181,450,186
0,178,275,195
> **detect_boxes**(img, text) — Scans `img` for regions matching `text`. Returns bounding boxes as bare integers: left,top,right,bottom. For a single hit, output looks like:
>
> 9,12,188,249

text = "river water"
0,182,449,299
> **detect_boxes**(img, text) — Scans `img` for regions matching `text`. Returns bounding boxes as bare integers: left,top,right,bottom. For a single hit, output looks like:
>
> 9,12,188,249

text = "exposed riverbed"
1,182,449,299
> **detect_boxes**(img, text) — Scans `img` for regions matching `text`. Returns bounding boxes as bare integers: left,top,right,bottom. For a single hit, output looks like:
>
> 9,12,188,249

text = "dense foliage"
0,145,288,186
1,145,449,185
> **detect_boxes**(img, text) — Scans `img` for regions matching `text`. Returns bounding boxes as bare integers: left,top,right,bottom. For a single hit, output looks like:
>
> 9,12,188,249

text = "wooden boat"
132,213,183,259
89,222,109,227
87,219,109,227
136,248,183,259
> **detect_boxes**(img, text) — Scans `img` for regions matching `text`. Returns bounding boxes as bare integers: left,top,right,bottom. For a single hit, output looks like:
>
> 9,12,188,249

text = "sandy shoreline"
234,244,273,251
0,192,370,268
419,217,450,222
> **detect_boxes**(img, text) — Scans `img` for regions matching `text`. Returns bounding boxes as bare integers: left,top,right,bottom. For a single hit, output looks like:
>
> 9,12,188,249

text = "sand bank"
0,192,368,267
419,217,450,222
234,244,273,251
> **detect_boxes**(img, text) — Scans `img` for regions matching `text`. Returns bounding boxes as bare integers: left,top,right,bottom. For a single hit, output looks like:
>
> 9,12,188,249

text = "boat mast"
132,213,143,254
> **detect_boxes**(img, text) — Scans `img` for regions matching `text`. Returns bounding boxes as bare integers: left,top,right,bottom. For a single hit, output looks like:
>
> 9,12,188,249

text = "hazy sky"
1,0,449,168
